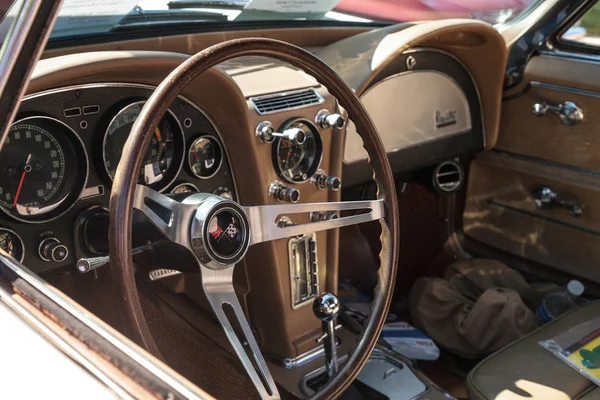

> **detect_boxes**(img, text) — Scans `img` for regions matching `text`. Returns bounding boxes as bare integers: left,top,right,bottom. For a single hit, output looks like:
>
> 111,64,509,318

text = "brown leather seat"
467,300,600,400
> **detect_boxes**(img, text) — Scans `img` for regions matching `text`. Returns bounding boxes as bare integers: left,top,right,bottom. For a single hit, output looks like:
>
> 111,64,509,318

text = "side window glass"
560,2,600,45
0,1,22,47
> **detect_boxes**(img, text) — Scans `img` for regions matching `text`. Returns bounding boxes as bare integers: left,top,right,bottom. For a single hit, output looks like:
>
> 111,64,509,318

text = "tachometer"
0,117,88,222
103,101,184,191
273,119,322,183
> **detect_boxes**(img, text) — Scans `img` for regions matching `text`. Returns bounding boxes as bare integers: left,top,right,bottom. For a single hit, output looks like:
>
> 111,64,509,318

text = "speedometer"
103,101,184,191
0,117,88,222
273,119,322,183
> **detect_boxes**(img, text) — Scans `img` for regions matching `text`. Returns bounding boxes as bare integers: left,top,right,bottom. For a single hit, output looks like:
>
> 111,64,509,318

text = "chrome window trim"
0,285,133,399
531,80,600,98
1,255,210,399
0,0,40,99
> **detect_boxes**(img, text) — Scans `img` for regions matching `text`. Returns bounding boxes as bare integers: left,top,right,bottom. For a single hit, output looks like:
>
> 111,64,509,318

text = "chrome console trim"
280,341,342,369
288,233,318,309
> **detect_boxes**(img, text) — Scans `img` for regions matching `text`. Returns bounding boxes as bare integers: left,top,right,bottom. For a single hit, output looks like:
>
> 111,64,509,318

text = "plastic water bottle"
537,280,585,323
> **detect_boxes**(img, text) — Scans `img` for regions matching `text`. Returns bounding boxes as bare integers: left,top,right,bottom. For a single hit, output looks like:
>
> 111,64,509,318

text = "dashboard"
0,83,236,273
4,18,507,365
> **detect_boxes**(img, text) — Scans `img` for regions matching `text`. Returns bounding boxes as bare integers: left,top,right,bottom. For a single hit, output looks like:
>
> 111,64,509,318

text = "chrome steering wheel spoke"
132,186,382,399
132,184,197,246
200,264,280,400
244,199,384,245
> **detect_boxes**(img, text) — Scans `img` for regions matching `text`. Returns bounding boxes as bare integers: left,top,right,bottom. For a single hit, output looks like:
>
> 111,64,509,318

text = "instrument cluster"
0,83,235,272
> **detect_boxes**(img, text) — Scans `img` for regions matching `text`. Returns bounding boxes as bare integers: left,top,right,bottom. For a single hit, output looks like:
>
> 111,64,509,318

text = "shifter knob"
313,292,340,379
313,292,340,322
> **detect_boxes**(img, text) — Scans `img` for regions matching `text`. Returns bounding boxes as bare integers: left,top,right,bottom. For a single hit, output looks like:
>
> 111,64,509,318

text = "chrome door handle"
533,186,583,217
533,101,584,126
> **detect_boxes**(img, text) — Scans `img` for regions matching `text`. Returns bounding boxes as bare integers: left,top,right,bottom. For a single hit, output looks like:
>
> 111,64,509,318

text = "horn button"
190,196,250,269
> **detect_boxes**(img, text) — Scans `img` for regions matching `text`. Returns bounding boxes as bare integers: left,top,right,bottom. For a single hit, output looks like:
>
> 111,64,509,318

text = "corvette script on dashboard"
435,110,458,129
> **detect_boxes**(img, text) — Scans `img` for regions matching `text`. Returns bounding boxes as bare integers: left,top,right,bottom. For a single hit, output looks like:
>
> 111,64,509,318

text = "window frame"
549,0,600,56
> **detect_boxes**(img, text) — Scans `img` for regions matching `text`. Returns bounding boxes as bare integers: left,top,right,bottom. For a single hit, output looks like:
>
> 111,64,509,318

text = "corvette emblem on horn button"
190,197,250,269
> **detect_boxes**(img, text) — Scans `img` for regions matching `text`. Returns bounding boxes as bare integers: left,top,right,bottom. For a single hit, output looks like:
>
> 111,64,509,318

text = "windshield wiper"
167,0,248,10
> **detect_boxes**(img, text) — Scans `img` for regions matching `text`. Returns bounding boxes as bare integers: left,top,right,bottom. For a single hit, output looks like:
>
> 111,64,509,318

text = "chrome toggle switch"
255,121,306,144
77,242,154,273
313,292,340,379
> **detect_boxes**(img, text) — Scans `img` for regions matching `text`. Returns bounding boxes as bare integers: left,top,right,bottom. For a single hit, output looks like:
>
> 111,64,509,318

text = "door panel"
464,54,600,282
497,82,600,171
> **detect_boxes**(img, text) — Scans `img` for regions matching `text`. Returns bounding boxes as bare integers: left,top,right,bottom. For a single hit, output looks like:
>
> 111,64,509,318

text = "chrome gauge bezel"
102,101,185,192
0,116,89,224
272,118,323,184
187,135,224,180
0,228,25,263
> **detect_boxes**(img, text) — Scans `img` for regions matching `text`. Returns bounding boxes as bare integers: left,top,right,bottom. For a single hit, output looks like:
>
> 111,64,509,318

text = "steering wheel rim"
109,38,399,399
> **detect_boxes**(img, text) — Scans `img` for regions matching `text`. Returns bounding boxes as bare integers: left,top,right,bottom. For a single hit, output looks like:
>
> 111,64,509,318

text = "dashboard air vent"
433,161,463,194
250,89,324,115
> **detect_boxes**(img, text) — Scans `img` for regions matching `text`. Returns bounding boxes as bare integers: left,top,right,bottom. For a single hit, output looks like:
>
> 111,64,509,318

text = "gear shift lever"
313,292,340,379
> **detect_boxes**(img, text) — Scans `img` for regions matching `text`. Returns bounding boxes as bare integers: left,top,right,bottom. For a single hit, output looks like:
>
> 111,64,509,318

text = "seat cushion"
467,300,600,400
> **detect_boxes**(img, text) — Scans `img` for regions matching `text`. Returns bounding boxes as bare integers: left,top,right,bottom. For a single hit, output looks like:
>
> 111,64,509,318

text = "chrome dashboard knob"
269,181,300,203
311,170,341,191
316,109,345,130
255,121,275,143
38,237,68,263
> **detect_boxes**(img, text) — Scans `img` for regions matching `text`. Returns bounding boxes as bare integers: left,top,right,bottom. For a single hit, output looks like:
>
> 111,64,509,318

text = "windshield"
42,0,540,40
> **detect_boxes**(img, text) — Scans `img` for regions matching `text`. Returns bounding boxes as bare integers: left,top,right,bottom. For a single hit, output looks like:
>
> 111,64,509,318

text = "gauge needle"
13,153,31,207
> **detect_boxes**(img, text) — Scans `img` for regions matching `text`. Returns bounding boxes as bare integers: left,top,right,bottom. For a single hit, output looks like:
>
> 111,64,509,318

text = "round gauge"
0,228,24,262
171,182,199,194
188,136,223,179
213,186,233,200
273,119,322,183
0,117,88,223
103,101,184,191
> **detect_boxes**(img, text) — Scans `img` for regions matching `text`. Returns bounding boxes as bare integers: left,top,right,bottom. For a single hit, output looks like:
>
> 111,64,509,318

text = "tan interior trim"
316,20,507,149
43,26,372,59
28,50,344,359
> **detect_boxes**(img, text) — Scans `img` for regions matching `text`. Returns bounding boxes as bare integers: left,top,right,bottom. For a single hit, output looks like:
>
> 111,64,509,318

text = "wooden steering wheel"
109,38,399,399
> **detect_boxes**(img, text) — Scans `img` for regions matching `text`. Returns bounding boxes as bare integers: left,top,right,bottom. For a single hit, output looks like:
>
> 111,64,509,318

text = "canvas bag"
409,259,555,359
